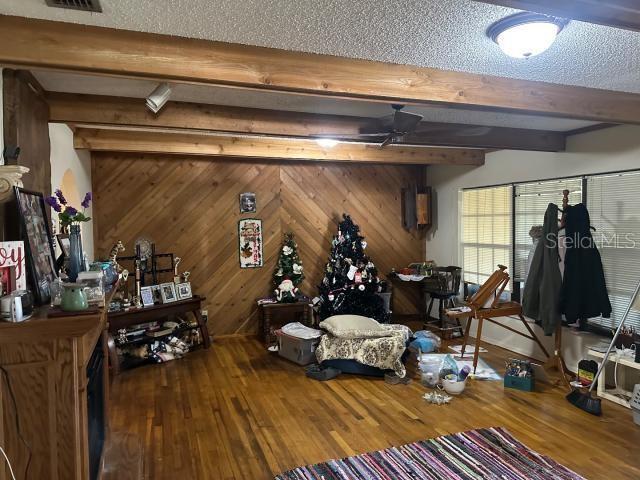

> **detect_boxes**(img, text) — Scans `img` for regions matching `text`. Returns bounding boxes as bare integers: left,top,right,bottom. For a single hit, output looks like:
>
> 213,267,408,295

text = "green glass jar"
61,283,89,312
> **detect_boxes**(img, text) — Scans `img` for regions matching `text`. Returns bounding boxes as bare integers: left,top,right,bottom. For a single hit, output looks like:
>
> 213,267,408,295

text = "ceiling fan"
361,104,424,147
315,104,494,147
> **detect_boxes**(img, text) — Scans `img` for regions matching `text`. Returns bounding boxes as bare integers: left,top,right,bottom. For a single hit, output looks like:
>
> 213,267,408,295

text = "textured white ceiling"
33,70,596,131
2,0,640,94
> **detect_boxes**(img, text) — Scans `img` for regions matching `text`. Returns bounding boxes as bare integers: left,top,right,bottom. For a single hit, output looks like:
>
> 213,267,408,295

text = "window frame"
460,167,640,333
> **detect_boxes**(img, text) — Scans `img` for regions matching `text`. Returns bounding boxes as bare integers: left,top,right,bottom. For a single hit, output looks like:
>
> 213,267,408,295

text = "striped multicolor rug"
275,427,585,479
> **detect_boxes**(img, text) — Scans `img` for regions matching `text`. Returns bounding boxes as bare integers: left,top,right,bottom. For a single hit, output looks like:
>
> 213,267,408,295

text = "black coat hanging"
560,203,612,323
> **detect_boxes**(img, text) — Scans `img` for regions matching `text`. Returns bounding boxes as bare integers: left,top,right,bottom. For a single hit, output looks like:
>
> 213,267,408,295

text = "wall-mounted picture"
239,192,256,213
176,282,192,300
239,218,263,268
14,188,58,305
159,282,178,303
140,286,155,307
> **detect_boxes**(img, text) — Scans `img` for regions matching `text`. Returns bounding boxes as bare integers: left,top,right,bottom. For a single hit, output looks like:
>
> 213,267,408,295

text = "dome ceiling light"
487,13,569,59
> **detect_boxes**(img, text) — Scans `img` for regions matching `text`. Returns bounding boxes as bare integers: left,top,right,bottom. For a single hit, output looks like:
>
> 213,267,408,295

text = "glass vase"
68,224,84,282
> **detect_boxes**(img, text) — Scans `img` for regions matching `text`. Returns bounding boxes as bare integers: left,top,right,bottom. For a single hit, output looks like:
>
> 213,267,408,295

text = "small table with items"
107,295,210,375
388,266,464,338
258,299,314,345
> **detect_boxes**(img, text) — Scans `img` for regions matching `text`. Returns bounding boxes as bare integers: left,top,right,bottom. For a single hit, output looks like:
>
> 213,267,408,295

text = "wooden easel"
447,265,550,373
544,189,573,388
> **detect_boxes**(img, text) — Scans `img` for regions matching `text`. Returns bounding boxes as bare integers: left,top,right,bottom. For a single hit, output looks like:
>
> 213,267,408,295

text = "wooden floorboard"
107,336,640,479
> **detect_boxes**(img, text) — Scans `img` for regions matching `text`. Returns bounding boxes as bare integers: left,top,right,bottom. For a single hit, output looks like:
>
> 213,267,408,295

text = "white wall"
49,123,94,261
426,125,640,370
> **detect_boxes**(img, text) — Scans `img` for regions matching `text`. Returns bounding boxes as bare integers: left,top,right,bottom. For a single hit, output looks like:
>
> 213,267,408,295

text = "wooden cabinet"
0,308,109,480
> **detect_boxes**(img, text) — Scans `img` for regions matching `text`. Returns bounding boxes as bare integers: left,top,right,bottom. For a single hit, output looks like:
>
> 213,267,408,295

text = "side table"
258,300,314,345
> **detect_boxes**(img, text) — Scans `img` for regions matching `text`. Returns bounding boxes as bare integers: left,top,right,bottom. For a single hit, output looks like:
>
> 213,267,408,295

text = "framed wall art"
14,187,58,305
239,192,256,213
238,218,263,268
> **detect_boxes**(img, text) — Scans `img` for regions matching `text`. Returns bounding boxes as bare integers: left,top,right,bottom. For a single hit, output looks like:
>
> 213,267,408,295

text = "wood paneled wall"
1,69,51,240
92,153,425,335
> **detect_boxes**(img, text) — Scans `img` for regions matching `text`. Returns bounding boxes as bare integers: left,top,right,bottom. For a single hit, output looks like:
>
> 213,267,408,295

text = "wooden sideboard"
0,305,110,480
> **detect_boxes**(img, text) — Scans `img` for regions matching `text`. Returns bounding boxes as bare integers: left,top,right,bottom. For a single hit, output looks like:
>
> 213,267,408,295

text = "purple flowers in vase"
45,189,92,230
45,188,93,282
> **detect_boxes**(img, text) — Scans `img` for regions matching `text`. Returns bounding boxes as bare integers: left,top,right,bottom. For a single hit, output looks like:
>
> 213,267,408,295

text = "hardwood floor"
108,336,640,479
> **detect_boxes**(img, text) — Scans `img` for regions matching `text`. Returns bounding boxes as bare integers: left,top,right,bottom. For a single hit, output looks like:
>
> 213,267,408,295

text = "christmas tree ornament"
347,265,358,280
275,278,298,302
273,232,304,303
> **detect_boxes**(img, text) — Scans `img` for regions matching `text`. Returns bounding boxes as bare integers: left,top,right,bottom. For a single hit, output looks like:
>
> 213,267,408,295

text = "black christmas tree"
317,214,388,322
273,232,304,303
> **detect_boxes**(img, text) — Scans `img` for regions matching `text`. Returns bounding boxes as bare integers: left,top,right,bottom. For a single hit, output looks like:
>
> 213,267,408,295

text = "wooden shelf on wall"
402,186,432,231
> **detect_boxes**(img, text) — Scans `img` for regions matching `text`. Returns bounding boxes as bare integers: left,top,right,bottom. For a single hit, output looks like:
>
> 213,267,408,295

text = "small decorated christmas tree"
273,233,305,303
318,214,388,322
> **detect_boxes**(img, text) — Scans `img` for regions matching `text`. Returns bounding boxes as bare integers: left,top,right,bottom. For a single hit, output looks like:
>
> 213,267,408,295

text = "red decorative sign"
0,241,26,294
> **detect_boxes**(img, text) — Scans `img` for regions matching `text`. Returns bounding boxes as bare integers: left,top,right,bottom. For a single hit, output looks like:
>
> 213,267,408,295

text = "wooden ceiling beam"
474,1,640,32
73,128,485,166
47,92,371,137
1,15,639,124
48,92,566,151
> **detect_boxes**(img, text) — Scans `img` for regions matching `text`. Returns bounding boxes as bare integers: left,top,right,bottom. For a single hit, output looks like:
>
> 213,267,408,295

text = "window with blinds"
587,171,640,330
460,185,512,287
514,178,583,282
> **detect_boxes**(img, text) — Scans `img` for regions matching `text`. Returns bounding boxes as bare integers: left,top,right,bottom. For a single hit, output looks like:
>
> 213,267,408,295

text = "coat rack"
545,189,573,388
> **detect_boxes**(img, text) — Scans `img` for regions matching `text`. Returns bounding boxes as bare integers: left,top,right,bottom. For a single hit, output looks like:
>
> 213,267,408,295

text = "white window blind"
587,171,640,330
514,178,583,281
460,185,512,287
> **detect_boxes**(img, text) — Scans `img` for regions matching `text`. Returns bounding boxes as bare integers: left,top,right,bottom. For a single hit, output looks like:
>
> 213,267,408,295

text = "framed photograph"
159,282,178,303
14,188,57,305
176,282,192,300
239,192,256,214
56,234,70,257
140,286,155,307
150,284,162,304
238,218,263,268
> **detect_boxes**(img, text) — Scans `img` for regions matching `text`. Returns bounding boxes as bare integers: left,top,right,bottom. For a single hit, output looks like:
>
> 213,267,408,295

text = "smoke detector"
45,0,102,13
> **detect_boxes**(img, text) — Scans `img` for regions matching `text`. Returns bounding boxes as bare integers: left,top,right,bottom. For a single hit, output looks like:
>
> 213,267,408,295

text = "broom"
566,279,640,415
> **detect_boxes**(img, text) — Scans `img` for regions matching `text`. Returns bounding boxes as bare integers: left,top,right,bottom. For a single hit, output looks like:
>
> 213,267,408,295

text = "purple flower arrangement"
45,188,92,229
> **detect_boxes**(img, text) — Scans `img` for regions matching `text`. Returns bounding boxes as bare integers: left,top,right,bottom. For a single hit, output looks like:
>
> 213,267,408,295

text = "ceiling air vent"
45,0,102,13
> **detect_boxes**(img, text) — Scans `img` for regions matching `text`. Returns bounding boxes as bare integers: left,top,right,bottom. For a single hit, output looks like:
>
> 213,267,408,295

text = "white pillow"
319,315,393,339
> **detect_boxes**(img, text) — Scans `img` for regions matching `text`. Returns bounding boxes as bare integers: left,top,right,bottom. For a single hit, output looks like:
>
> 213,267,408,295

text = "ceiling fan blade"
359,117,393,135
393,110,423,134
413,123,494,137
380,134,395,148
456,126,493,137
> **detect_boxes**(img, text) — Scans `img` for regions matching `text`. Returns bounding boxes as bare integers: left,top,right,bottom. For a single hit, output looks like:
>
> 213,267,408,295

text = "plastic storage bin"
276,330,320,366
504,375,535,392
419,358,441,387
